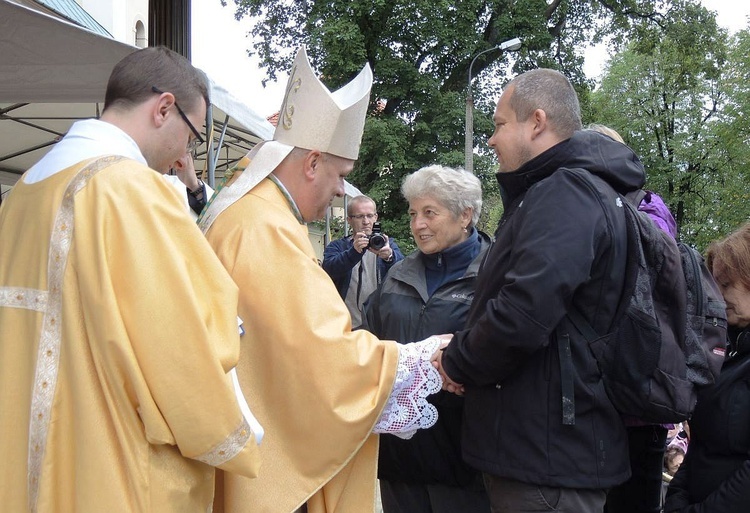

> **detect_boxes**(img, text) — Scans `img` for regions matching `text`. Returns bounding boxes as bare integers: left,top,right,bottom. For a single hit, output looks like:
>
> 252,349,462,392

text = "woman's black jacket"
664,327,750,512
362,230,492,486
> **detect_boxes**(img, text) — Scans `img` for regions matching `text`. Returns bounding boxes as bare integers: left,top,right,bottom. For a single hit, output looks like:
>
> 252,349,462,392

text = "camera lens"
367,222,386,250
368,233,386,251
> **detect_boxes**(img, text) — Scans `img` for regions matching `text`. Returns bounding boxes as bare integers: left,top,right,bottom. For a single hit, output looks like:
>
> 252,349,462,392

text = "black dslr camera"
367,222,387,251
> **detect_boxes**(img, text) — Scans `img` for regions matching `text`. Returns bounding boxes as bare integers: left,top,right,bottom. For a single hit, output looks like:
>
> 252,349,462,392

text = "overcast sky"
192,0,750,118
584,0,750,79
192,0,286,117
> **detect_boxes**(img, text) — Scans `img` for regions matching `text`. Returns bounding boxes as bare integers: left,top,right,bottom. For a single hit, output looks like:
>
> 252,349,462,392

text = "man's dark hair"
103,46,209,115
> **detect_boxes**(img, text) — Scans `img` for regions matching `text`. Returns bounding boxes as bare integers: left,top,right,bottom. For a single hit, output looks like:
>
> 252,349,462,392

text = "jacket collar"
496,138,573,207
391,231,491,289
495,130,647,207
420,228,481,272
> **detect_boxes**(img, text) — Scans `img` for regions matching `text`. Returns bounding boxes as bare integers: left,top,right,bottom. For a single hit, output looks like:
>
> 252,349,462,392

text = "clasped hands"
430,334,465,396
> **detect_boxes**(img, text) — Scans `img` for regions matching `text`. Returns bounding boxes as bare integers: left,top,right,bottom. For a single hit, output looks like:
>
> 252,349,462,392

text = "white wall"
76,0,148,47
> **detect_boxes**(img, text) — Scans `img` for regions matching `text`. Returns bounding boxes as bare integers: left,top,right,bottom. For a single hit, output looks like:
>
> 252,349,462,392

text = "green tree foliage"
225,0,674,244
591,0,750,250
711,29,750,241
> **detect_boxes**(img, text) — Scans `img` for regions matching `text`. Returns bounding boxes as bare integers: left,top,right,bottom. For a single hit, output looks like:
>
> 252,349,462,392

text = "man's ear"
152,92,175,129
302,150,322,181
530,108,547,140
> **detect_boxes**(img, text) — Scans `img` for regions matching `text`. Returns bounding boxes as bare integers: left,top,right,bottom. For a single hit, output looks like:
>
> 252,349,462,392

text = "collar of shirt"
24,119,147,184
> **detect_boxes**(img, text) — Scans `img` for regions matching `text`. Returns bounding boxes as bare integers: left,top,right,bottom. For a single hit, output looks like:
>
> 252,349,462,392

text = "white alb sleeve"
372,336,443,439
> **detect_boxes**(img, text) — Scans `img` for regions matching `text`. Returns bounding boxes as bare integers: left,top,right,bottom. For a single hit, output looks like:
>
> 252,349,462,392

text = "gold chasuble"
205,178,400,513
0,158,261,513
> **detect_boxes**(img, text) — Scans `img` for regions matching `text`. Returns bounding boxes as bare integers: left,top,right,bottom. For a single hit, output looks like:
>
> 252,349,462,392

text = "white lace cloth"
373,336,443,439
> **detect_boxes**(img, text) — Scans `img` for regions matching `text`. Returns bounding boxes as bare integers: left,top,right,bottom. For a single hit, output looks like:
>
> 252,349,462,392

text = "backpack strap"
557,331,576,425
556,175,637,425
561,308,603,426
624,189,647,207
567,307,599,341
560,194,639,426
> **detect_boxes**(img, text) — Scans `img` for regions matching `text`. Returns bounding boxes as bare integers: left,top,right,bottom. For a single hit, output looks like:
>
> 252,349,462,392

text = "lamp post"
465,37,522,173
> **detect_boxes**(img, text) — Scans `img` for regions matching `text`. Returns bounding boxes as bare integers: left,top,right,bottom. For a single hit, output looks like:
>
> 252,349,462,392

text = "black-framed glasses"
151,86,204,151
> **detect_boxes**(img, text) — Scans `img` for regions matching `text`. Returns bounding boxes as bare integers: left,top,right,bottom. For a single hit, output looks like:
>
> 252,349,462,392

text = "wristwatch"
188,180,204,198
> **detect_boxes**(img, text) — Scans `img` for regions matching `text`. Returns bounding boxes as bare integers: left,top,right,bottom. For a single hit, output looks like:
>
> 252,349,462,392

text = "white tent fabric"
0,0,135,103
0,0,362,247
0,0,274,186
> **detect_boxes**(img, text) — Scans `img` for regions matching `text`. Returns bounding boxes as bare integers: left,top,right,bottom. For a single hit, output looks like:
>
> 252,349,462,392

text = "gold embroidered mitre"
275,46,372,160
198,47,372,233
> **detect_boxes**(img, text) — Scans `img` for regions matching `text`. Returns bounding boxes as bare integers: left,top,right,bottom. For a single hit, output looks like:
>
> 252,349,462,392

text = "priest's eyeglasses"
151,86,204,151
349,213,378,220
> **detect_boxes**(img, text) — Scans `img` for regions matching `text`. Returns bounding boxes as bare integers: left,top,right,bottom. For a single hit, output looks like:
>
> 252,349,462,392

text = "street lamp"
465,37,522,173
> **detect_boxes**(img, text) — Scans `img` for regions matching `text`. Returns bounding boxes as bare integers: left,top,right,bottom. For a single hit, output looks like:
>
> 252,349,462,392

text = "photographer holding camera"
323,195,404,327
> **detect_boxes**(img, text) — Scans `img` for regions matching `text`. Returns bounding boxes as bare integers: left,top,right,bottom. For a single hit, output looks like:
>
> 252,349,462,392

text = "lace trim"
0,287,48,312
194,418,253,467
27,156,124,512
373,336,442,439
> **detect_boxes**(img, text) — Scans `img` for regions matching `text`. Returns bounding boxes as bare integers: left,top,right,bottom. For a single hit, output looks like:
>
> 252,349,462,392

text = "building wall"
76,0,148,47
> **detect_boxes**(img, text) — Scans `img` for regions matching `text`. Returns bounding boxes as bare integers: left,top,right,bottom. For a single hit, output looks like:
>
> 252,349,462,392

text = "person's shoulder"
91,157,157,182
477,230,493,248
327,235,352,249
86,158,182,205
223,179,297,224
530,167,601,199
385,251,417,277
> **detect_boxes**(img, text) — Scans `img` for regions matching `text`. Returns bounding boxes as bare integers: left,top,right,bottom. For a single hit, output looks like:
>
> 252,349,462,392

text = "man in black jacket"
435,68,646,512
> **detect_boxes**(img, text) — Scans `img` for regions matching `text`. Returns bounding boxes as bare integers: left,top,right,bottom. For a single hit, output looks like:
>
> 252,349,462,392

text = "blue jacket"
322,235,404,299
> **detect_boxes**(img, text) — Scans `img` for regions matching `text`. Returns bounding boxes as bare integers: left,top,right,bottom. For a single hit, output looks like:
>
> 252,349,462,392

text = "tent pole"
213,114,230,171
324,208,331,247
343,196,349,237
206,103,215,188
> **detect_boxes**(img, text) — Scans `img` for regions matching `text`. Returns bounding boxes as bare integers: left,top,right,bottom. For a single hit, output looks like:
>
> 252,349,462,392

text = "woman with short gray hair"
363,165,491,513
401,164,483,228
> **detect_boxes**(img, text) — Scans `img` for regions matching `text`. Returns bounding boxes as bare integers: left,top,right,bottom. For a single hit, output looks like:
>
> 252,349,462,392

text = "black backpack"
567,191,727,424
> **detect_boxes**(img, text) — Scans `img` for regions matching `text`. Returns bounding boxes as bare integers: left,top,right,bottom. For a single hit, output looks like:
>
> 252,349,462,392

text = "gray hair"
508,68,582,139
346,195,376,216
401,165,482,226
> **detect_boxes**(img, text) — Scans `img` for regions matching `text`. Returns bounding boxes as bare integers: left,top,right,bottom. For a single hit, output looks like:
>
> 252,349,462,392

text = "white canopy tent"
0,0,274,191
0,0,361,251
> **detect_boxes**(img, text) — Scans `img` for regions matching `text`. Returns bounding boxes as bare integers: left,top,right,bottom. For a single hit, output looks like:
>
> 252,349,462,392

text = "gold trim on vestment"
0,287,48,312
197,141,293,235
26,156,125,512
195,418,253,467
